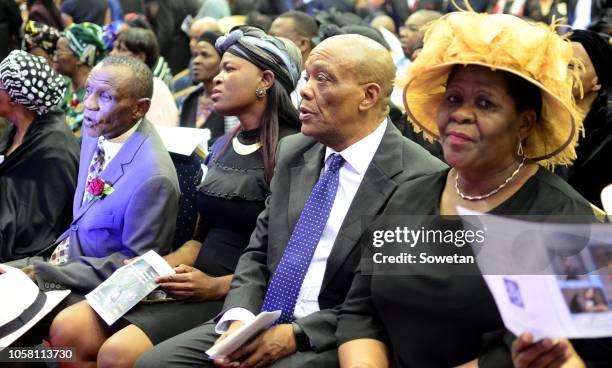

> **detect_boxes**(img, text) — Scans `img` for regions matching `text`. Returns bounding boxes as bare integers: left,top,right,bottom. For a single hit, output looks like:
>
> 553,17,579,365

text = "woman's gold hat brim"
403,61,578,165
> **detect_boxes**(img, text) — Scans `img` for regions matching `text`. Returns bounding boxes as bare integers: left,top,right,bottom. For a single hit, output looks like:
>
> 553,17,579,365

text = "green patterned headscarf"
64,23,107,67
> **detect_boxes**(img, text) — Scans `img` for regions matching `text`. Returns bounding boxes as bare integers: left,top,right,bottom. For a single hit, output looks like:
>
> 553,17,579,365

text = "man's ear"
259,70,275,90
133,98,152,119
297,37,311,55
517,109,536,140
358,83,382,112
592,76,602,92
136,51,147,64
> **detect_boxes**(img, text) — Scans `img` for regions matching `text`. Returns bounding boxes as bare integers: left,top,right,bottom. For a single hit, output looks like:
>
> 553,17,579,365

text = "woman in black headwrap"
0,50,79,262
49,26,302,368
557,30,612,208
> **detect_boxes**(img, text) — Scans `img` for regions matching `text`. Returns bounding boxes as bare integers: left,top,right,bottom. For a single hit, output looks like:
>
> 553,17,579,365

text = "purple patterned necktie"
87,137,106,185
261,153,345,323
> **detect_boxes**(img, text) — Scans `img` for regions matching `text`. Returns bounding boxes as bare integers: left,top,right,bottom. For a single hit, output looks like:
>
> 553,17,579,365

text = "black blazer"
179,85,225,144
0,109,80,261
218,121,447,353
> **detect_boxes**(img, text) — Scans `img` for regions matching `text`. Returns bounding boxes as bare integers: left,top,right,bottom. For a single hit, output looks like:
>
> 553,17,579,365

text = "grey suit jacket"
33,119,180,293
220,121,447,353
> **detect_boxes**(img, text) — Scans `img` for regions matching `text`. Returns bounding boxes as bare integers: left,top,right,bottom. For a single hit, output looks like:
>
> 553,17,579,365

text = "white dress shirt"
216,119,388,333
572,0,592,30
146,77,179,127
81,120,141,203
290,70,307,109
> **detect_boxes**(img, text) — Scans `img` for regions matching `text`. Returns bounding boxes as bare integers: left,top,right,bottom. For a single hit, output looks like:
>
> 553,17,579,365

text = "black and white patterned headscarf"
0,50,65,115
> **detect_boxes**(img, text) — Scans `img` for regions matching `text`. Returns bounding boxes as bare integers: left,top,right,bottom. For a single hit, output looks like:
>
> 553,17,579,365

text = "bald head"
301,35,395,149
314,34,395,102
408,9,443,25
190,17,220,53
371,14,397,34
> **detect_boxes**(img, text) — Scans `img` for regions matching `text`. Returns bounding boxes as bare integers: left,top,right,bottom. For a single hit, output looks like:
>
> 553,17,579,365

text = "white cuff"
215,307,256,334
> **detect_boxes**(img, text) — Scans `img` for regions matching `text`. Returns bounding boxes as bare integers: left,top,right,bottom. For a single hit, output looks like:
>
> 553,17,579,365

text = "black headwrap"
570,30,612,89
215,26,301,94
197,31,223,55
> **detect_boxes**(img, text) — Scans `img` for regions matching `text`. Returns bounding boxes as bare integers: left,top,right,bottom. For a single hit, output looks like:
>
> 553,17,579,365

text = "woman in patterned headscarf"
0,50,79,262
22,20,61,66
54,22,106,135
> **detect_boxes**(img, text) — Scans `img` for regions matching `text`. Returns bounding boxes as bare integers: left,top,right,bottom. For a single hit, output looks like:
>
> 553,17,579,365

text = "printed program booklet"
86,250,174,325
206,310,282,359
458,208,612,340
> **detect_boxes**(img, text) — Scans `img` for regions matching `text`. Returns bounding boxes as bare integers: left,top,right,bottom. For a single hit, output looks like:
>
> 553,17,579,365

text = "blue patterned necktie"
261,153,345,323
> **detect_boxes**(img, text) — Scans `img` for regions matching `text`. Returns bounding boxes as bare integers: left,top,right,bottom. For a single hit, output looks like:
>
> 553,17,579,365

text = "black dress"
0,108,80,261
337,167,596,367
125,126,297,344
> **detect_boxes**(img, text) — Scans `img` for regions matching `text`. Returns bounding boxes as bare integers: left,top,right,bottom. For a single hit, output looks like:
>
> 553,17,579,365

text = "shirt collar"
324,118,387,175
100,119,142,159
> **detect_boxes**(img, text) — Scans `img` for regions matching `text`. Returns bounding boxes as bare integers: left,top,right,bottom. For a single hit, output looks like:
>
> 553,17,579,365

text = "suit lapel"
72,120,151,223
287,143,325,232
321,122,405,291
72,137,95,215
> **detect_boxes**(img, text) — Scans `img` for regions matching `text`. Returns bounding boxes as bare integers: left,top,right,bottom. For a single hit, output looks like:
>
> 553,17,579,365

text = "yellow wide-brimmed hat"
401,11,583,168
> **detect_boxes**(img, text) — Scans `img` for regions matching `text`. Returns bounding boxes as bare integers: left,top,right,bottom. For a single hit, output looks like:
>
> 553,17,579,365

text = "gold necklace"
455,159,525,201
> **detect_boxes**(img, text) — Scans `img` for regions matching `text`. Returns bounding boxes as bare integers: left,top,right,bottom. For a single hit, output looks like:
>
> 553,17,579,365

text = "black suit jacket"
218,121,447,352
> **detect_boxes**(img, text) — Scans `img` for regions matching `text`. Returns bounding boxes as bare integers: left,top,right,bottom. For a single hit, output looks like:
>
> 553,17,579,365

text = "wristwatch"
291,322,311,352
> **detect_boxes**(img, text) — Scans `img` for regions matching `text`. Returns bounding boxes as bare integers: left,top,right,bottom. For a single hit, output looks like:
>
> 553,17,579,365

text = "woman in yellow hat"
336,11,605,368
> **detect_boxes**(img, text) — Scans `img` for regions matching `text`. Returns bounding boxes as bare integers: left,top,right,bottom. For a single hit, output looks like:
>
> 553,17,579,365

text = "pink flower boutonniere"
86,177,114,202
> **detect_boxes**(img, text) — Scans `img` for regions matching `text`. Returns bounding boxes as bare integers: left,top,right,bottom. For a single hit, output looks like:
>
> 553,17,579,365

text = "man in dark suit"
136,34,445,368
25,55,180,294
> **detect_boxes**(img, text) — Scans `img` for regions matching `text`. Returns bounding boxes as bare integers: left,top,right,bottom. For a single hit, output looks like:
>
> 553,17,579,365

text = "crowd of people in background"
0,0,611,367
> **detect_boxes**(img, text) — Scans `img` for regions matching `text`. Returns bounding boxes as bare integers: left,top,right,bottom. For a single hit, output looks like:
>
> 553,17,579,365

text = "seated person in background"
26,0,65,31
111,27,179,127
54,22,107,136
26,55,179,296
556,30,612,209
178,31,228,141
22,20,61,66
337,12,607,368
60,0,108,26
49,26,303,368
391,9,442,111
268,10,318,109
135,33,445,368
0,50,79,262
172,16,221,96
121,12,175,87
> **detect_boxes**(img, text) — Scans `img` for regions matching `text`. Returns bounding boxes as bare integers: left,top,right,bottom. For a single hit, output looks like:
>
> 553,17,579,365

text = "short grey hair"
95,55,153,99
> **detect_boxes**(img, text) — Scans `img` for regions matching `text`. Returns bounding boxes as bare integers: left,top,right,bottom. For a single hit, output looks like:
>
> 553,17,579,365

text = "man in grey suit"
24,55,180,294
136,34,445,368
